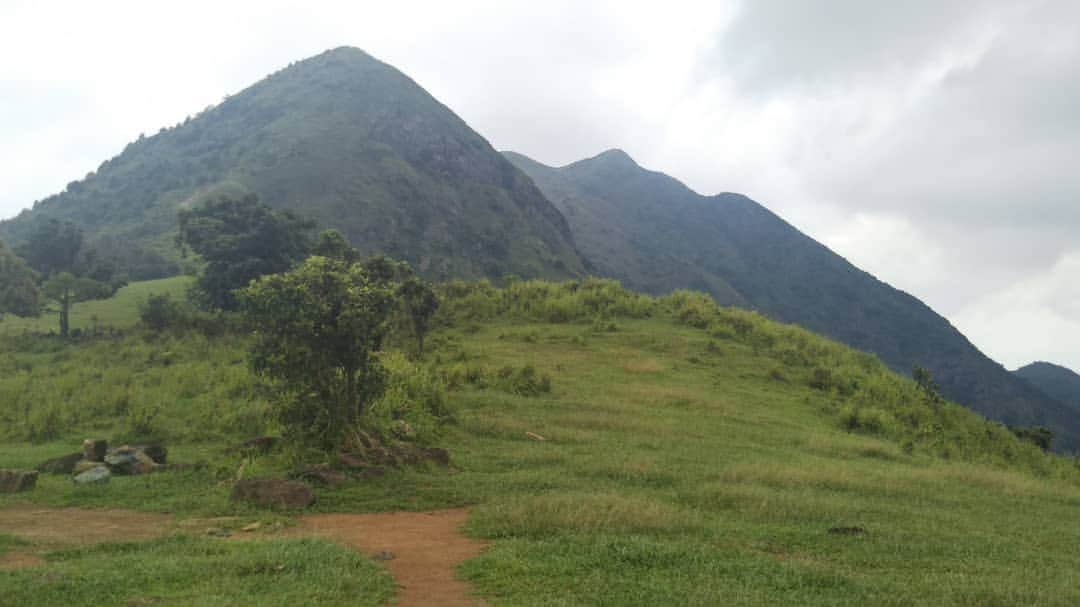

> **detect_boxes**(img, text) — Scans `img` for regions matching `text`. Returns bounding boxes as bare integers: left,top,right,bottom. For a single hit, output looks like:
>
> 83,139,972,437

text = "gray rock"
36,453,83,475
0,469,38,493
73,466,111,484
104,452,139,475
82,439,108,462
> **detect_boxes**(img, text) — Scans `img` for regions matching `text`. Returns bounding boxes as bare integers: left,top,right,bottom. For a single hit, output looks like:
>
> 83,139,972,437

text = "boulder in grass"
231,479,314,509
36,453,84,475
82,439,108,462
73,466,111,484
104,451,140,475
0,470,38,493
73,460,104,475
135,444,168,465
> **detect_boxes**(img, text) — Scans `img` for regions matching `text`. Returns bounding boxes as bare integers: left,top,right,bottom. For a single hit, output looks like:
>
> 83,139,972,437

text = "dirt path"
0,505,488,606
300,509,487,607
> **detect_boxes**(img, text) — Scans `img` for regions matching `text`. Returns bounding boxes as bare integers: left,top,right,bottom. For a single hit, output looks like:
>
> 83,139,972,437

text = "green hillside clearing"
2,279,1079,605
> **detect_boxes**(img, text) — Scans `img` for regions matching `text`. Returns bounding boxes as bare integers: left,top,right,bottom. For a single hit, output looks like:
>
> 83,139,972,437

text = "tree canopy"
178,194,315,310
0,240,41,318
237,256,397,450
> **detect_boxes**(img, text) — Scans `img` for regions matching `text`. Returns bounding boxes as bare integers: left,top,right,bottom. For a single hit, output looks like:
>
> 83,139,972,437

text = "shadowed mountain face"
1015,362,1080,415
0,47,585,282
507,149,1080,452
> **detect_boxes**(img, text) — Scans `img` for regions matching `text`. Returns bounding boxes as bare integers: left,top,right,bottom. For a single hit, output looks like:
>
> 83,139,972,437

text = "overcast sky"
2,0,1077,370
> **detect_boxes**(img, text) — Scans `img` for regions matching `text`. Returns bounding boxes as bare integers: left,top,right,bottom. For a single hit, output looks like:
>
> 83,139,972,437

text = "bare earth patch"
0,505,488,606
0,505,173,550
300,509,487,607
0,551,46,570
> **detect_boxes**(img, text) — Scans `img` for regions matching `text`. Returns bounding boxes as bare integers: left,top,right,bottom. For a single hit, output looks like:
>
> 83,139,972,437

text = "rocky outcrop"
0,470,38,493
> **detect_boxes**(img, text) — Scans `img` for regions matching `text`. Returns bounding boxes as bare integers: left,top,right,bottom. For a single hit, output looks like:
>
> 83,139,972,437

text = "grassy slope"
2,279,1080,605
0,275,191,336
506,150,1080,454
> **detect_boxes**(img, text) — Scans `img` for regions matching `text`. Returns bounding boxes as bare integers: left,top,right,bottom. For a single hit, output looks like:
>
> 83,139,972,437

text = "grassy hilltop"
2,278,1079,605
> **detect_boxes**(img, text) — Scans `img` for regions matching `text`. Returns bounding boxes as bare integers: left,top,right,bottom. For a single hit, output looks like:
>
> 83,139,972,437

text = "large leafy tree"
16,219,83,278
42,272,113,337
178,194,314,310
237,256,397,450
0,240,41,318
14,219,118,335
398,277,439,357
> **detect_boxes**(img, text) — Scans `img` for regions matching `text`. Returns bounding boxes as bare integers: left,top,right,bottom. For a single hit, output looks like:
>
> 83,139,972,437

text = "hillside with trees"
506,149,1080,452
0,47,585,283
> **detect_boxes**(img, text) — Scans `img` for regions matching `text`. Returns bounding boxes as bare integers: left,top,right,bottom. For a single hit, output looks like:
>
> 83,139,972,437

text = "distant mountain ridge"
507,149,1080,452
1014,362,1080,415
0,47,585,282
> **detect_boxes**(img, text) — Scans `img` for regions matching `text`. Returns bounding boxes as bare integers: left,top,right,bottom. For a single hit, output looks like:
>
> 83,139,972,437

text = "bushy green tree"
237,256,397,450
14,220,120,334
42,272,112,337
16,219,83,278
312,229,361,263
178,194,314,310
398,277,439,357
0,240,41,318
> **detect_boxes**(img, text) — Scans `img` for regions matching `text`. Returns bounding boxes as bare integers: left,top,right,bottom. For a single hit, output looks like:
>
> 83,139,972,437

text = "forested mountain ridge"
1015,362,1080,415
507,149,1080,452
0,47,586,282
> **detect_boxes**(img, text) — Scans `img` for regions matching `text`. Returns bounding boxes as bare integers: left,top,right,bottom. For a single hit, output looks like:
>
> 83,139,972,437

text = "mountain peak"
590,148,639,167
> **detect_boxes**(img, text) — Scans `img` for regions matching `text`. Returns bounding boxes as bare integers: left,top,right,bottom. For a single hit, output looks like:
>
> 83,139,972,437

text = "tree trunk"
59,293,70,337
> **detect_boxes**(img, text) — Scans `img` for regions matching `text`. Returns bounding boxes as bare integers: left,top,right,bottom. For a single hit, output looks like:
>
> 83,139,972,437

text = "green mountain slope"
1015,361,1080,414
507,149,1080,452
0,47,585,282
4,278,1079,605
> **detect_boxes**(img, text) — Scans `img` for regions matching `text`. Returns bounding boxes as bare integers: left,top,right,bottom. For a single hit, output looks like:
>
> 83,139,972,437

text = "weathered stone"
104,452,139,475
0,470,38,493
73,466,111,484
72,460,103,475
231,479,314,509
36,453,83,475
82,439,108,462
135,444,168,465
132,451,158,474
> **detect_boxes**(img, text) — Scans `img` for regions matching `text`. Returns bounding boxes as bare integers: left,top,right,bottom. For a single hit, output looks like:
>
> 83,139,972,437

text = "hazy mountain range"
2,47,1076,451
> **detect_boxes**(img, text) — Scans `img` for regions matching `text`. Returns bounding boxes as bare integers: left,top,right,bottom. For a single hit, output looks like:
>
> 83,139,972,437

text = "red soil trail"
300,509,488,607
0,505,490,606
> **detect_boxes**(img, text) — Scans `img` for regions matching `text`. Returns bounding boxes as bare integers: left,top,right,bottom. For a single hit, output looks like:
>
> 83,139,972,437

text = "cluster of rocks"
228,434,450,510
36,439,169,484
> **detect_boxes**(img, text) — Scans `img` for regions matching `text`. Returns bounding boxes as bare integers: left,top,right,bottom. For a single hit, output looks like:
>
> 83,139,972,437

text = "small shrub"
139,293,186,331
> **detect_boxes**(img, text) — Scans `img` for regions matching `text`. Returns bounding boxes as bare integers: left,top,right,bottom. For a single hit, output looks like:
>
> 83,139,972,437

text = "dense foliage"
0,240,40,318
237,256,398,450
178,194,314,310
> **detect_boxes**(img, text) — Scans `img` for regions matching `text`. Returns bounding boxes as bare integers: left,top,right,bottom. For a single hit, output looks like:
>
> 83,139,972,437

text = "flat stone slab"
0,470,38,493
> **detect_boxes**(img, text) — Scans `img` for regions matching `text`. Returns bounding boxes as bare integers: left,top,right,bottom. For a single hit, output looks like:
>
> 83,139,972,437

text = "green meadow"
2,279,1079,605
